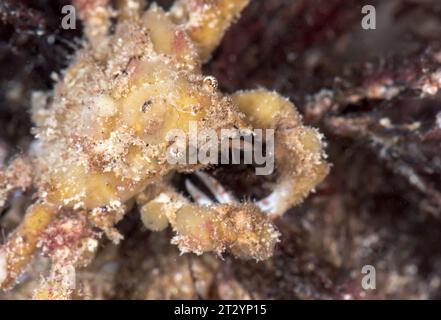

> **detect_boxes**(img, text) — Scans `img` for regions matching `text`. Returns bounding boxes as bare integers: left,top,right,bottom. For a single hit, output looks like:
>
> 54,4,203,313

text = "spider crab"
0,0,329,298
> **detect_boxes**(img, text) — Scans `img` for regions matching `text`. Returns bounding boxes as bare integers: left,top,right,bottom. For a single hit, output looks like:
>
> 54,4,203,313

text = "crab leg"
194,171,236,203
136,182,278,261
185,88,331,219
232,90,330,218
186,171,278,216
0,203,56,290
73,0,112,59
185,179,213,206
32,211,99,300
169,0,250,61
256,192,279,216
141,4,200,68
185,171,237,205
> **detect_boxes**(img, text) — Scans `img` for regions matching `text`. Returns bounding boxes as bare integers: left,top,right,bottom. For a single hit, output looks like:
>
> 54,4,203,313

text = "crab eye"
141,100,152,113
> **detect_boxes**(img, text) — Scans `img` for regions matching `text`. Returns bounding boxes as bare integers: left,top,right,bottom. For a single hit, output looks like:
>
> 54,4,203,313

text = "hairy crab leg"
73,0,112,59
194,171,236,203
32,211,100,300
169,0,251,61
232,89,330,218
185,179,213,206
182,89,330,219
0,203,56,289
256,192,278,217
136,182,279,260
185,172,278,217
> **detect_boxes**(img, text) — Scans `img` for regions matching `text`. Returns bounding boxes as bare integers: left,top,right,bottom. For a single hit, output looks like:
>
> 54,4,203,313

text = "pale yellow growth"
140,199,170,231
173,203,278,260
138,189,279,261
143,5,199,67
232,90,300,128
174,205,219,253
1,203,55,289
233,90,330,217
171,0,250,61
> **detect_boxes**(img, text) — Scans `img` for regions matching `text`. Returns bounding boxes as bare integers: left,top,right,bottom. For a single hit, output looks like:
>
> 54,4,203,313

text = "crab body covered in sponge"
0,0,329,299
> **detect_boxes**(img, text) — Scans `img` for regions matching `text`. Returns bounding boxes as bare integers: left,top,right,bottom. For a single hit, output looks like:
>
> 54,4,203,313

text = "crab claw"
185,171,278,217
137,180,279,261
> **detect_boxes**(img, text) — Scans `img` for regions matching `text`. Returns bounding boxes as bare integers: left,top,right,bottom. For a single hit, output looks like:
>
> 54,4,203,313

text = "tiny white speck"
379,117,391,127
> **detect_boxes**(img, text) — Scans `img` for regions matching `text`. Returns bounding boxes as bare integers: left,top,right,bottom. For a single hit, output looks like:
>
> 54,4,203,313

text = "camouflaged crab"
0,0,329,298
